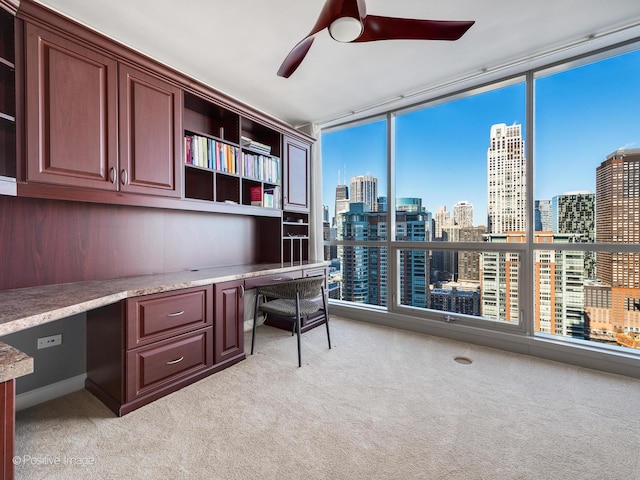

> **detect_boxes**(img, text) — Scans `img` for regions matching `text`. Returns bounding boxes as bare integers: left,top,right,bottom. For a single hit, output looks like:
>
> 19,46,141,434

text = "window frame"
320,38,640,377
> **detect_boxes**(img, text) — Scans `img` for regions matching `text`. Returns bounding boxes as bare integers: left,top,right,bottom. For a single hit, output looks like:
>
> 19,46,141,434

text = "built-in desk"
0,261,328,478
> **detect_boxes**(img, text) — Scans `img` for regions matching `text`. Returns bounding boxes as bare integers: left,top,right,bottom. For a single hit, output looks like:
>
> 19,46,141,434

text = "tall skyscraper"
334,183,349,228
596,149,640,288
534,199,552,231
350,174,378,212
340,198,429,308
552,191,596,279
453,201,474,227
458,226,487,281
593,148,640,341
487,123,526,234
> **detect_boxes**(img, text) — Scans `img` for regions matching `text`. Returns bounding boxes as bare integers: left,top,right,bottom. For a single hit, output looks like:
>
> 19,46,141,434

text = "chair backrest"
257,276,325,300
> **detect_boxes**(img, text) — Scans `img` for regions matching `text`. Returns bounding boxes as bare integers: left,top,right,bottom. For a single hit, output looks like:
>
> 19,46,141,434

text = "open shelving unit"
183,92,282,214
0,9,16,182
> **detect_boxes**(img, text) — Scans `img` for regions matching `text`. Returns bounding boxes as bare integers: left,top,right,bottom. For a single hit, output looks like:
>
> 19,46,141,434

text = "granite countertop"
0,261,328,337
0,342,34,382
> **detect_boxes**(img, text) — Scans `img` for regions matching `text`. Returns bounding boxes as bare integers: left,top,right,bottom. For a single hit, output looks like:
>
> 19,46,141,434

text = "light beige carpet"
14,317,640,480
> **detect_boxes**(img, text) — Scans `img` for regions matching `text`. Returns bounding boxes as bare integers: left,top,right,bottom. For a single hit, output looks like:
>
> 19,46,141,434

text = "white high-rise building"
434,205,453,239
350,175,378,212
453,201,474,227
487,123,526,234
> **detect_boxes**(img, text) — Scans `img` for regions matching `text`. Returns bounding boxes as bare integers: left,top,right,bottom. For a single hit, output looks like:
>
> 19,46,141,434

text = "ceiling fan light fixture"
329,16,363,42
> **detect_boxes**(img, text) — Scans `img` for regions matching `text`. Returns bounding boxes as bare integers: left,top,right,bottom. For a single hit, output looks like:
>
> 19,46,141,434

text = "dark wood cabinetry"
12,0,316,267
283,135,310,212
118,63,182,197
282,135,311,264
23,25,182,198
86,285,220,416
126,329,212,402
214,280,245,365
24,23,118,190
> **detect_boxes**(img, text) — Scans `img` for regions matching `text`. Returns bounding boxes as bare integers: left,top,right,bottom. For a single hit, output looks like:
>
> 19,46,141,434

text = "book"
263,186,281,209
250,186,263,206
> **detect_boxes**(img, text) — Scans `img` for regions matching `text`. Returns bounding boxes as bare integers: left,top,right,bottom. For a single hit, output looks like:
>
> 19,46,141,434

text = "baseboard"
15,374,87,412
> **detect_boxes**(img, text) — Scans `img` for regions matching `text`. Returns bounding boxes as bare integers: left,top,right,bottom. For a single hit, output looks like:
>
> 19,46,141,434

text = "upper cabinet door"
283,135,310,212
118,64,182,197
24,23,118,190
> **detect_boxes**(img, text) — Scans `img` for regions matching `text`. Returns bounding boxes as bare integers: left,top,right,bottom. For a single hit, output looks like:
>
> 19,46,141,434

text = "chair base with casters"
251,276,331,367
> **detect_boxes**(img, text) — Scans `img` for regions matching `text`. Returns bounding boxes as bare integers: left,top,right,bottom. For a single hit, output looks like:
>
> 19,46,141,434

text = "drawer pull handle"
272,277,282,281
167,310,185,317
166,356,184,365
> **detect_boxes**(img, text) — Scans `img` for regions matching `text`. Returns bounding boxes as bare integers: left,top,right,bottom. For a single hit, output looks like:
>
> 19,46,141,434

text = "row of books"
242,152,280,184
250,186,281,209
185,134,239,174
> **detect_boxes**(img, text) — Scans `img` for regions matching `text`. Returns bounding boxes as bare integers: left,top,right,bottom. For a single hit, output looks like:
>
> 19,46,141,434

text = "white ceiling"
32,0,640,129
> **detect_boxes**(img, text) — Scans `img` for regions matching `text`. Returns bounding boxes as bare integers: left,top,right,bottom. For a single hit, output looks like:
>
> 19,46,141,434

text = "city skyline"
322,47,640,227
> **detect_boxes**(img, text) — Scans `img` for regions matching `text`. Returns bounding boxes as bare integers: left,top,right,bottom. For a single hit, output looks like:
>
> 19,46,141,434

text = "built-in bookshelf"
0,9,16,181
183,91,282,211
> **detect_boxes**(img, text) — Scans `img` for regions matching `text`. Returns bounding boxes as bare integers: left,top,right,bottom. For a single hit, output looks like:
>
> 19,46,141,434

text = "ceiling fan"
277,0,475,78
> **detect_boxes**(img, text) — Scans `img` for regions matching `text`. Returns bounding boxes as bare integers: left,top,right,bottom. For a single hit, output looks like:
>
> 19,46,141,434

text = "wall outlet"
37,334,62,349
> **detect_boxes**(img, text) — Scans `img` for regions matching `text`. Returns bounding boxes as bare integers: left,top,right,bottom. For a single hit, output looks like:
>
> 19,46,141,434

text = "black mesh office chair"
251,276,331,367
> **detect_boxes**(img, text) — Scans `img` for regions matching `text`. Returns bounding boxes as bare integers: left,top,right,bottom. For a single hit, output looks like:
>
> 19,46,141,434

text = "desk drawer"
244,271,302,290
126,286,213,349
126,328,212,401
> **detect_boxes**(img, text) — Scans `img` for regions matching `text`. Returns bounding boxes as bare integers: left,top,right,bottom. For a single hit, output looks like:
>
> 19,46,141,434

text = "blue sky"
322,48,640,226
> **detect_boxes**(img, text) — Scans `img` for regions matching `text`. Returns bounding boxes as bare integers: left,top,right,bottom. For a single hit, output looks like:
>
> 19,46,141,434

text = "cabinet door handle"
166,356,184,365
120,169,128,185
166,310,185,317
240,285,245,298
109,167,116,184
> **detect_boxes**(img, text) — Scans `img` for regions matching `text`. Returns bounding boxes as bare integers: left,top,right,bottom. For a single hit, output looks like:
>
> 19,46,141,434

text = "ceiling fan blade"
355,15,474,42
277,36,316,78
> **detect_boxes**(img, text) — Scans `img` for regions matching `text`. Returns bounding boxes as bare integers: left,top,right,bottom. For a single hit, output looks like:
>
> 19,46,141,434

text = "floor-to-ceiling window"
393,80,526,329
321,40,640,365
534,47,640,350
322,119,387,308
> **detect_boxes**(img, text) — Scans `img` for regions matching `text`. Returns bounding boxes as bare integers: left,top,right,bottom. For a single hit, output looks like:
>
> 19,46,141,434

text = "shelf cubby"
241,117,281,158
184,165,214,201
184,92,240,144
215,173,240,204
0,9,15,179
282,210,309,265
0,11,14,65
0,64,15,120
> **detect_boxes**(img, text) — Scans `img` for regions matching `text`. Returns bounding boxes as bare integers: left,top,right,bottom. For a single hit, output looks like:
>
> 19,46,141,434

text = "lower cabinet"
126,329,212,402
214,280,244,365
86,283,245,416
